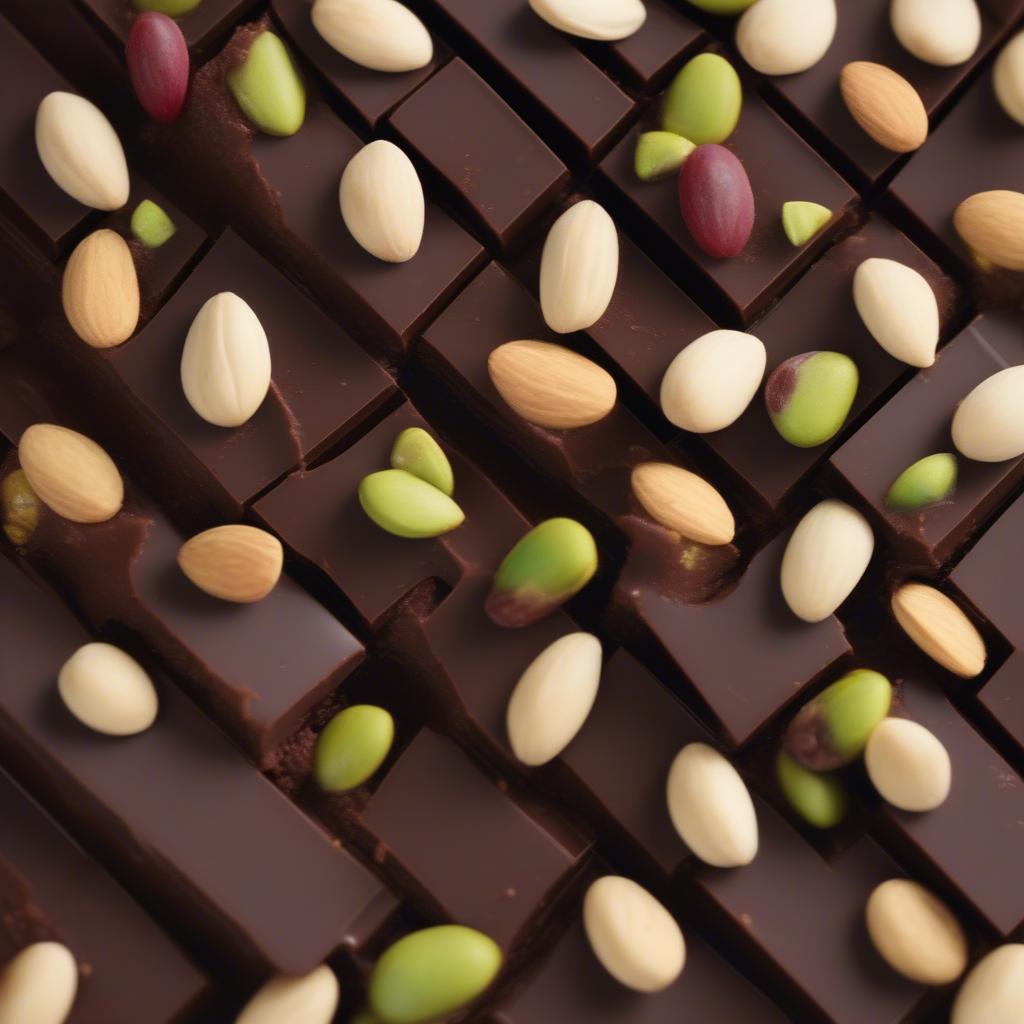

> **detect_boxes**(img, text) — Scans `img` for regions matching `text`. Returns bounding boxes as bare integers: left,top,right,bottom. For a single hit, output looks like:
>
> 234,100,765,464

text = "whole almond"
951,364,1024,462
890,0,981,67
19,423,124,524
177,524,283,603
839,62,928,153
539,200,619,334
311,0,433,73
736,0,837,76
666,742,758,867
952,944,1024,1024
953,190,1024,271
780,499,874,623
339,139,424,263
0,942,78,1024
488,340,617,429
62,229,140,349
631,462,735,545
852,257,939,368
235,965,340,1024
529,0,647,41
180,292,272,428
994,30,1024,127
865,717,951,812
891,582,986,678
866,879,967,985
35,91,130,210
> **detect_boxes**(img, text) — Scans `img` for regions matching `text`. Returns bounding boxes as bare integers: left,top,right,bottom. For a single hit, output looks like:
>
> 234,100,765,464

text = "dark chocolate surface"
78,0,259,53
389,58,569,251
832,309,1024,567
598,57,860,324
0,768,208,1023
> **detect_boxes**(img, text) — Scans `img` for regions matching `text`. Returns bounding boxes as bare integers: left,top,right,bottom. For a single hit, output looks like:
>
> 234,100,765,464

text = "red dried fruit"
126,12,189,123
678,143,755,259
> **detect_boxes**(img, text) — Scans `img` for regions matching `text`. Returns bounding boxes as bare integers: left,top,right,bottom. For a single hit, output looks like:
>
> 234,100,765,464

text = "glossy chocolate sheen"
360,729,590,950
701,217,958,514
0,16,95,258
598,58,859,324
756,0,1015,183
389,58,569,251
0,554,394,975
80,0,259,53
0,768,208,1023
105,230,395,521
271,0,444,130
423,0,636,163
696,812,925,1023
871,673,1024,936
832,309,1024,567
890,60,1024,272
496,915,788,1023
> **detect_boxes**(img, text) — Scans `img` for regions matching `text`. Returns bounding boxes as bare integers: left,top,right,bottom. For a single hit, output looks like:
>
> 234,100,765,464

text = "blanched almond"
953,190,1024,271
180,292,272,428
952,944,1024,1024
311,0,433,72
891,582,986,678
951,364,1024,462
529,0,647,41
540,200,619,334
58,642,159,736
666,742,758,868
865,718,951,813
235,965,339,1024
35,91,129,210
994,30,1024,127
660,329,765,433
62,229,139,349
839,61,928,153
0,942,78,1024
488,340,616,429
582,877,685,993
18,424,123,524
852,257,938,368
890,0,981,67
339,139,424,263
630,462,734,545
736,0,837,75
780,499,874,623
177,524,283,603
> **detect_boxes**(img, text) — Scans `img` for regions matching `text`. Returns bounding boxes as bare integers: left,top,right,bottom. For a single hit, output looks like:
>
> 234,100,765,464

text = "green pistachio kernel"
776,750,848,829
130,199,177,249
783,669,893,771
390,428,454,496
359,469,465,539
226,31,306,137
369,925,502,1024
634,130,696,182
765,351,859,448
132,0,203,14
662,53,742,145
486,517,598,628
782,201,832,247
2,470,39,546
684,0,757,12
886,453,958,511
315,705,394,792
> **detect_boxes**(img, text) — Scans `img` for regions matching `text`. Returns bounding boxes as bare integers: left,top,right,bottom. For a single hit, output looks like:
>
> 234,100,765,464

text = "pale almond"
890,0,981,67
891,582,986,678
630,461,734,546
953,190,1024,271
952,944,1024,1024
311,0,433,73
18,424,123,524
539,200,619,334
62,229,139,349
177,524,283,604
35,91,129,210
235,965,339,1024
994,30,1024,127
839,61,928,153
529,0,647,42
488,340,617,429
0,942,78,1024
339,139,424,263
